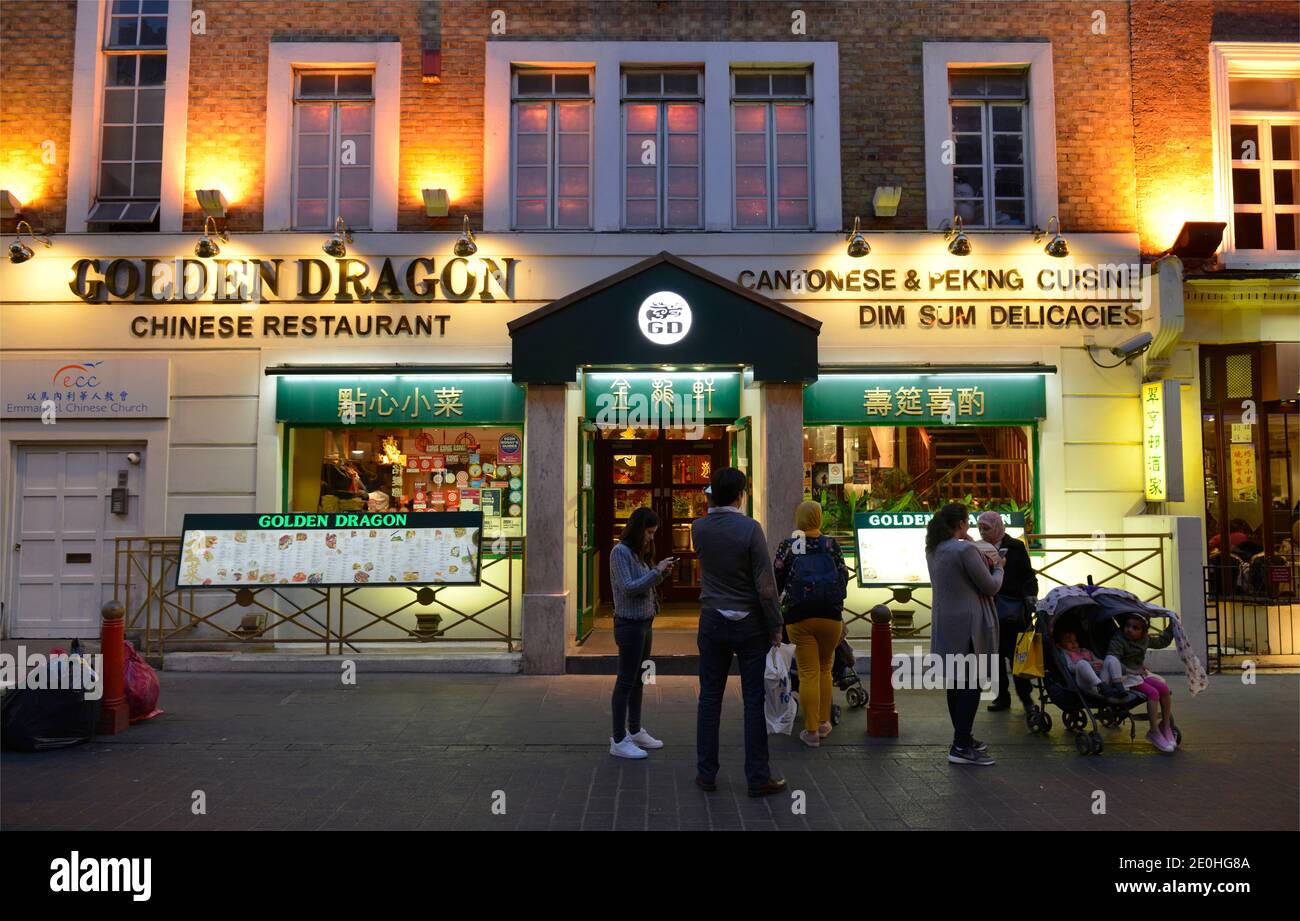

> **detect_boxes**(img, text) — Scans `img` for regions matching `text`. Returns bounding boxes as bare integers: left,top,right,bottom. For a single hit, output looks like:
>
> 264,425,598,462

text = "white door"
10,445,145,638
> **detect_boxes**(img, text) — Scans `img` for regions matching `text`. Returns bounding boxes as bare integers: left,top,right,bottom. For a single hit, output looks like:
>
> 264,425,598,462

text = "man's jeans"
696,608,772,788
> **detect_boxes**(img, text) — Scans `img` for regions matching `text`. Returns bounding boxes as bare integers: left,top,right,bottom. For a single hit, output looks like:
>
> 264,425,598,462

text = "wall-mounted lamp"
1165,221,1227,259
194,215,228,258
422,48,442,84
8,220,51,264
323,216,353,258
1035,215,1069,258
422,188,450,217
944,214,971,256
845,215,870,257
454,214,476,257
195,189,228,219
871,186,901,218
0,190,21,220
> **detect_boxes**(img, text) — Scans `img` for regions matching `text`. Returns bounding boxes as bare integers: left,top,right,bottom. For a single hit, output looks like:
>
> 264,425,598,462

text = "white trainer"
609,736,648,759
627,729,663,749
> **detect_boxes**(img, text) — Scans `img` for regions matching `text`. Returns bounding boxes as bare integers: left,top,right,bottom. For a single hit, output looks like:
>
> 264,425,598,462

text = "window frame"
947,70,1032,229
729,69,813,231
1211,42,1300,266
290,68,376,231
621,68,704,230
511,68,595,230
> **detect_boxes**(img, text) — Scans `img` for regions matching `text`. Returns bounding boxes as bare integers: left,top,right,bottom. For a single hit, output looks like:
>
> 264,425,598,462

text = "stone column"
521,383,568,674
760,382,805,559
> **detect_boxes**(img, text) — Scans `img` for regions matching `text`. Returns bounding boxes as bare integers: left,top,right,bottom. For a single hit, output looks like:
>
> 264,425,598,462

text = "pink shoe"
1146,729,1174,753
1161,724,1178,749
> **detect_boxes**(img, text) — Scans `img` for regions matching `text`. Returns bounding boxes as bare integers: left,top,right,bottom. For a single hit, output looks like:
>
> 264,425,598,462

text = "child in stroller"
1025,584,1183,756
787,626,867,726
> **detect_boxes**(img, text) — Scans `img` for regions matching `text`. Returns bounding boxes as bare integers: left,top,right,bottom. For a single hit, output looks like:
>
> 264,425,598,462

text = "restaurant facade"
0,1,1295,672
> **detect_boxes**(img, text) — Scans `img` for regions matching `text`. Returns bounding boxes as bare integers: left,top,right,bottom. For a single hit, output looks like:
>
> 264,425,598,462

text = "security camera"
126,452,142,465
1109,331,1153,363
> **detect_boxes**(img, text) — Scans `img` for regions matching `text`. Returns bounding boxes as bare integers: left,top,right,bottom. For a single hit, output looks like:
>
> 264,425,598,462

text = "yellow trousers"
787,618,842,732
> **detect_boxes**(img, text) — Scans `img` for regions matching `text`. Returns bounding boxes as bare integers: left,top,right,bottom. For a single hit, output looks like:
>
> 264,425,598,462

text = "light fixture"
422,48,442,84
8,220,51,264
422,188,450,217
845,215,870,258
194,215,228,258
944,215,971,256
871,185,901,218
453,213,476,257
1035,215,1069,258
322,216,352,258
1166,221,1227,259
0,190,20,220
195,189,228,219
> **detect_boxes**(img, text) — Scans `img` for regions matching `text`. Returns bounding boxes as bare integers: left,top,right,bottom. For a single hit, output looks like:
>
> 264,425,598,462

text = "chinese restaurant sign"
275,375,525,425
853,511,1026,587
1141,379,1184,502
1,357,170,419
803,375,1046,425
584,372,742,423
177,511,482,588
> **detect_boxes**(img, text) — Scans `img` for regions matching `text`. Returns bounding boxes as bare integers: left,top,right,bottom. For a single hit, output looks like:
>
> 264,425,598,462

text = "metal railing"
114,536,525,659
1203,563,1299,671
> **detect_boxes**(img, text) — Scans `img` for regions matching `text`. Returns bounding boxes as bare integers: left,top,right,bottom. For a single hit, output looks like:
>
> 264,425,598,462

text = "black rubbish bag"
1,686,100,752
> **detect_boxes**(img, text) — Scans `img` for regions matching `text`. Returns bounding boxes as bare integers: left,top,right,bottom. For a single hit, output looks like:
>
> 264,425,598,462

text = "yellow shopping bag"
1012,629,1044,678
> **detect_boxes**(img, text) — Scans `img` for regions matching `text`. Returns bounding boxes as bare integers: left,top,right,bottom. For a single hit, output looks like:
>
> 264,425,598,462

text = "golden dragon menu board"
177,512,483,588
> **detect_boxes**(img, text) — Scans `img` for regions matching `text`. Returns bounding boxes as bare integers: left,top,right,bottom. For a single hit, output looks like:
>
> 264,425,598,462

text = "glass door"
598,441,658,603
660,445,714,602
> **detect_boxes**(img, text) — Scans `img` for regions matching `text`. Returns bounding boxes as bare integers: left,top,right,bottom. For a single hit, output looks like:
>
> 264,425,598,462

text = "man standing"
691,467,786,797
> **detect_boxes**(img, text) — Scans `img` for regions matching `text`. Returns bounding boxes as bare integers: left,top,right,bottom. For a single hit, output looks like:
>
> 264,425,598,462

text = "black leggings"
611,618,653,742
946,641,980,749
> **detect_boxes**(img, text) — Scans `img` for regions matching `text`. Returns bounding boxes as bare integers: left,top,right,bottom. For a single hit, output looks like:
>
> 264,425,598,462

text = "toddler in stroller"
787,626,868,726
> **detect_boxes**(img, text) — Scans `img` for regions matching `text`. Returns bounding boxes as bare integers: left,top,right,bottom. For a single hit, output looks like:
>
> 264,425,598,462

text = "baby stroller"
787,626,868,727
1024,582,1183,756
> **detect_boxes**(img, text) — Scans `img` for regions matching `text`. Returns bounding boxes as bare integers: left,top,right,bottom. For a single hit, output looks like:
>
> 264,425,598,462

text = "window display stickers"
178,511,483,588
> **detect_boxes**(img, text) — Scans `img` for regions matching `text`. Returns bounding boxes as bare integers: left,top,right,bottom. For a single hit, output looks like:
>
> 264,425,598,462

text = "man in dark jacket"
977,511,1039,714
691,467,786,797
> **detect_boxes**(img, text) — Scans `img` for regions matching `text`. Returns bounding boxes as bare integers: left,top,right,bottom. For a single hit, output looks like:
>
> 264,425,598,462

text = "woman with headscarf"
976,510,1039,716
773,501,849,748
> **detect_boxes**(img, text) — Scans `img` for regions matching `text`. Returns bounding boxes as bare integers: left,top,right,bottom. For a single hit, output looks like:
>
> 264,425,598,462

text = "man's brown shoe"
747,778,787,798
695,776,717,792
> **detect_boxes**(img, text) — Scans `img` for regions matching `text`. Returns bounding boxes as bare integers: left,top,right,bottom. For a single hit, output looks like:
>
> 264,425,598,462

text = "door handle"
13,543,20,551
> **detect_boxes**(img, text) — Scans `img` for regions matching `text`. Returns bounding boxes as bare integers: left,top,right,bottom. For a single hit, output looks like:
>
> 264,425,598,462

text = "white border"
66,0,192,233
484,41,841,233
263,41,401,232
1209,41,1300,268
922,42,1058,231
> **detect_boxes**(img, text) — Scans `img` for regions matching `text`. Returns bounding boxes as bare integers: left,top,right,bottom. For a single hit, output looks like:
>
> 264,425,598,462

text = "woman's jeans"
611,617,653,741
947,639,981,749
787,617,842,732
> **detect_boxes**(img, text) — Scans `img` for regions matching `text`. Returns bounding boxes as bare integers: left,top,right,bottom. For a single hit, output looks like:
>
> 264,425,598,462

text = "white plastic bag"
764,642,798,735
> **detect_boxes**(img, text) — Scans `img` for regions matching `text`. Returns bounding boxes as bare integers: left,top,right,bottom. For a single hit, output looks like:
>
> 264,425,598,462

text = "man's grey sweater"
690,507,783,632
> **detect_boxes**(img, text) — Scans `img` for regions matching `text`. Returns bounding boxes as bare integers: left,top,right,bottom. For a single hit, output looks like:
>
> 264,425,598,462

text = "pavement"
1,671,1295,831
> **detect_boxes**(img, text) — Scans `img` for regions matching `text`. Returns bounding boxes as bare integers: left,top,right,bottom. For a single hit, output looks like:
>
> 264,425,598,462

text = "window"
622,70,703,229
731,70,811,229
1226,77,1300,253
948,69,1029,228
293,71,374,230
88,0,169,227
512,69,593,229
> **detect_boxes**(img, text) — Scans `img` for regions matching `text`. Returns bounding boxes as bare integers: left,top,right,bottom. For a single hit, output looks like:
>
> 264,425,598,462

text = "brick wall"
0,1,77,234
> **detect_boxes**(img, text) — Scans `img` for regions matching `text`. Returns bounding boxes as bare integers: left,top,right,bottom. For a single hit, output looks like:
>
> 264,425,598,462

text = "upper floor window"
512,69,593,229
949,69,1029,228
88,0,168,228
623,70,703,229
1227,77,1299,254
293,70,374,230
732,70,811,229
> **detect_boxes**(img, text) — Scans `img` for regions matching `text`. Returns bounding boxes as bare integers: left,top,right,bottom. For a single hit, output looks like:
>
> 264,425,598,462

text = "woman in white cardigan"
925,503,1004,766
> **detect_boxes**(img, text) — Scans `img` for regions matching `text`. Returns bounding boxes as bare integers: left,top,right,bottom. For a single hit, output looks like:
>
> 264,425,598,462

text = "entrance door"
596,436,728,605
9,445,144,637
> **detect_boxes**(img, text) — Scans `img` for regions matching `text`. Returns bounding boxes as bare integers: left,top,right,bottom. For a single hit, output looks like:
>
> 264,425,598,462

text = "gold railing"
114,536,525,659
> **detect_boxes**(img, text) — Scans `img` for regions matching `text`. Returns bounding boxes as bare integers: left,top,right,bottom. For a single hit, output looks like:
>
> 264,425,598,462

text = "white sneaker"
627,729,663,749
609,736,648,759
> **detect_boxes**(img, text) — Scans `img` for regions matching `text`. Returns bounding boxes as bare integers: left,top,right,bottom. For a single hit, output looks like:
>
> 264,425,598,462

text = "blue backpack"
784,538,846,617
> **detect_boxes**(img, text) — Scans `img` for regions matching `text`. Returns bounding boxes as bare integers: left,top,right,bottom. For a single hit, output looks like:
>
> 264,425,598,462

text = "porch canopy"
507,252,821,384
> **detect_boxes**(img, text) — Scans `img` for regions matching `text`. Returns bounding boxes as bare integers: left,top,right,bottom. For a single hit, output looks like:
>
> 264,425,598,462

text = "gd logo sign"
638,291,691,345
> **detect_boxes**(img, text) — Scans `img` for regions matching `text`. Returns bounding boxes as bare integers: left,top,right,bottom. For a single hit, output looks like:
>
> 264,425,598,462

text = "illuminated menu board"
853,511,1025,587
178,512,482,589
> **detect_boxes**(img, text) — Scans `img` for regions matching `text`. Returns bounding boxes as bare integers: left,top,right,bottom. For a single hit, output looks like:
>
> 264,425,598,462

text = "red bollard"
867,604,899,737
96,600,130,735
